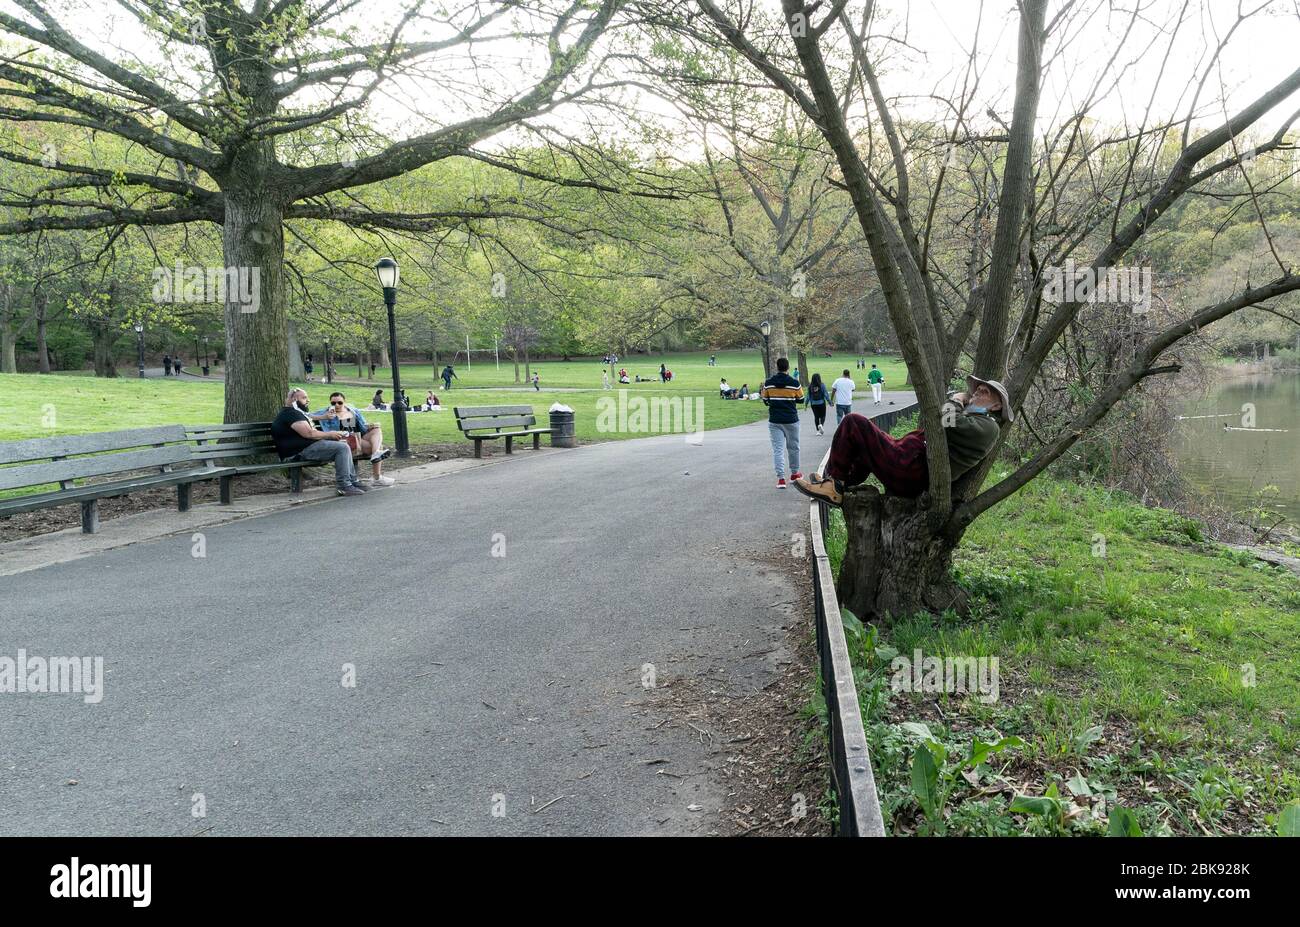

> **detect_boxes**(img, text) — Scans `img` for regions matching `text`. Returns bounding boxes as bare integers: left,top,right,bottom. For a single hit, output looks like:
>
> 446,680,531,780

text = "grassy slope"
826,473,1300,836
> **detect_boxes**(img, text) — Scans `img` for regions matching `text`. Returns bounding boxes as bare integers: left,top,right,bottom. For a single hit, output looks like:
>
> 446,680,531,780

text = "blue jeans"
835,404,852,423
768,421,800,477
298,439,357,488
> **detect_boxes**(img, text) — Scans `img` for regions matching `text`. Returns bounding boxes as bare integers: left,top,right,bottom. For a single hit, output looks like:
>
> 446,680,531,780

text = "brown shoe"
793,474,843,507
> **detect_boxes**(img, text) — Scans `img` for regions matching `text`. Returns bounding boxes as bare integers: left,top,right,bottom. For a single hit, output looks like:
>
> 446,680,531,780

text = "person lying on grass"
793,375,1012,507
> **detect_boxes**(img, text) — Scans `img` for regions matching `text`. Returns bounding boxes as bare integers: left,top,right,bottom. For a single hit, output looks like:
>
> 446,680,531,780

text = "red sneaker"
776,478,787,489
790,471,803,481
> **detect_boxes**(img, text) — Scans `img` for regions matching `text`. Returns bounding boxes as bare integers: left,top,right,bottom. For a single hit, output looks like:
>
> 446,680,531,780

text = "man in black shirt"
271,389,368,496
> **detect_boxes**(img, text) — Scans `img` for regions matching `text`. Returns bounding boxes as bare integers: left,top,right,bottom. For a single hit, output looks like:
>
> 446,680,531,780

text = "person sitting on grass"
794,375,1012,507
311,392,395,486
272,389,368,497
370,389,388,410
720,378,738,399
425,390,441,410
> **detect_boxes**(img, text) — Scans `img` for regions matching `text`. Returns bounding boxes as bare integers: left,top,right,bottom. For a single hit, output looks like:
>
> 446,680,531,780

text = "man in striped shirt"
760,357,805,488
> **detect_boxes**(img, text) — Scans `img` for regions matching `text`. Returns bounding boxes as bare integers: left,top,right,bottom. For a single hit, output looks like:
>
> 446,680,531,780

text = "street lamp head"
374,257,400,290
133,322,144,334
759,320,771,337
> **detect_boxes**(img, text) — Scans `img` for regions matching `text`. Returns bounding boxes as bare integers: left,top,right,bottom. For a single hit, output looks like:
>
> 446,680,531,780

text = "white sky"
5,0,1299,155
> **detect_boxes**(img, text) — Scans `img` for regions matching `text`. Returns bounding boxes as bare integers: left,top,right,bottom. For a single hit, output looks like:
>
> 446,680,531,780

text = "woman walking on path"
805,372,828,435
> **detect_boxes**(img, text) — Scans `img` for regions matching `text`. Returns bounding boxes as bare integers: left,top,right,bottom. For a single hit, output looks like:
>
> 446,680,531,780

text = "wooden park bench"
454,405,552,458
184,422,328,500
0,425,231,534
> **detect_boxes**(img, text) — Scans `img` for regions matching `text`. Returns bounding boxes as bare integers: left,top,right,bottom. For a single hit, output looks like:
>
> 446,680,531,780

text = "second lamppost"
759,319,771,376
134,321,145,378
374,258,409,457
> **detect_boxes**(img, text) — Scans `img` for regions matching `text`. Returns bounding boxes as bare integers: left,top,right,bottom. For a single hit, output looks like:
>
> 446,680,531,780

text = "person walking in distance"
830,369,856,425
867,363,885,404
760,357,804,489
805,372,828,435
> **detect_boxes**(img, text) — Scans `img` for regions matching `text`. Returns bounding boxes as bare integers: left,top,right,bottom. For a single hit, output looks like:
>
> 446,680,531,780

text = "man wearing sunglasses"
311,392,395,487
271,389,368,496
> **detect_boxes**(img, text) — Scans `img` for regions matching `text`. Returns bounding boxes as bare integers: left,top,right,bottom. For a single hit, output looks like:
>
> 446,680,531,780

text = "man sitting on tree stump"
793,375,1013,506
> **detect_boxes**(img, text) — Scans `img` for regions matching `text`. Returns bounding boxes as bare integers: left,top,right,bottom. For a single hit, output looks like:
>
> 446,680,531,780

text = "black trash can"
549,407,576,448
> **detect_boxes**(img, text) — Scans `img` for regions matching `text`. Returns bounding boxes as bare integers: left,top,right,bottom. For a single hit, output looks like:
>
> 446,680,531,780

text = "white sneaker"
370,475,396,487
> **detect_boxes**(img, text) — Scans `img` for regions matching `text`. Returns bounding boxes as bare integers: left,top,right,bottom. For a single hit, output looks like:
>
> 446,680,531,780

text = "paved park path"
0,392,914,836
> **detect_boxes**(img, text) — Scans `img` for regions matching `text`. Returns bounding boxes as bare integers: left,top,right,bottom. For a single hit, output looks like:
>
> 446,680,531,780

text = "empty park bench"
184,422,328,500
454,405,553,458
0,425,229,534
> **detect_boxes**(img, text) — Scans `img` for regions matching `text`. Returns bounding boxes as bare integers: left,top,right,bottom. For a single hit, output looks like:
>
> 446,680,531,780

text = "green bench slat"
192,444,276,460
0,468,233,515
0,425,187,466
0,444,192,492
458,416,537,432
468,428,552,439
453,405,535,418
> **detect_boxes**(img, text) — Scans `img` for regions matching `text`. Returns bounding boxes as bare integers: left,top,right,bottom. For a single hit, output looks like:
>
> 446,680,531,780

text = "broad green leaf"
1107,806,1142,837
1066,772,1093,797
1279,803,1300,837
1010,794,1063,819
900,721,935,742
911,746,941,820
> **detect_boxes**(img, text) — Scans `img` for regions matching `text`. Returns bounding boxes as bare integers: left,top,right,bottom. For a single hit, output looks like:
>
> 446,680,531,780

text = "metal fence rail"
807,401,917,836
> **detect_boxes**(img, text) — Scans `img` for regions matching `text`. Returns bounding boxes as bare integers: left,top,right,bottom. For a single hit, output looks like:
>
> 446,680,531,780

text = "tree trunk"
769,305,790,363
836,486,967,622
0,323,14,374
222,191,287,423
286,319,305,380
797,347,808,381
35,288,50,373
524,344,531,381
90,321,118,377
512,347,520,383
377,340,390,369
0,281,16,373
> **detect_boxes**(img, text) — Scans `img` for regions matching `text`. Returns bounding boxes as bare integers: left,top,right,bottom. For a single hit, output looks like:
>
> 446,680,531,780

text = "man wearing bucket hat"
793,374,1012,506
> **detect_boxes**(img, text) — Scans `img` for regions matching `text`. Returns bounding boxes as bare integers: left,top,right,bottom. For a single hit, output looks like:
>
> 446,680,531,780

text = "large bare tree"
678,0,1300,620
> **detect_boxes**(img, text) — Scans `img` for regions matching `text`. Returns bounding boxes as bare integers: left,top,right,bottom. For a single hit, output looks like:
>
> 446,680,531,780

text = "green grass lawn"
0,370,774,450
824,474,1300,835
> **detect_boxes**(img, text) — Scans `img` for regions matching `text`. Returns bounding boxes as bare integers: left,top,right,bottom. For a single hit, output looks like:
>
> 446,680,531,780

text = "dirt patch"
0,442,475,544
643,550,833,837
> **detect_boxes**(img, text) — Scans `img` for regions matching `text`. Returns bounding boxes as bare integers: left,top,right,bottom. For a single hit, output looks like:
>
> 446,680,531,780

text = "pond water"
1173,372,1300,528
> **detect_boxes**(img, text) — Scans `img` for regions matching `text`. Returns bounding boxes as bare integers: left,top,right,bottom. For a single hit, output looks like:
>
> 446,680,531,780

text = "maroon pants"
825,413,928,498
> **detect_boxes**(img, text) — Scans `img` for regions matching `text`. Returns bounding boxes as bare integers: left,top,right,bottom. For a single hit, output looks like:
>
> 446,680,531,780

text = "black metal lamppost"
760,319,772,376
324,337,333,384
134,321,145,378
374,258,409,457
